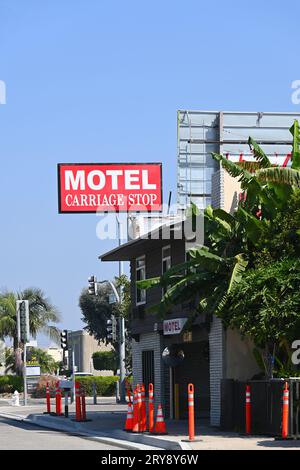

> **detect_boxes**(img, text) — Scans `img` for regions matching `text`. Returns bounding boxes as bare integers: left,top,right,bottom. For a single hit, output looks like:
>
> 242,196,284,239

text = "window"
136,256,146,305
142,350,154,393
162,245,171,296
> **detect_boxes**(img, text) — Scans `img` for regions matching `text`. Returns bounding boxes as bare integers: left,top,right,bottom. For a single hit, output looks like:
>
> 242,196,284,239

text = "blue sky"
0,0,300,345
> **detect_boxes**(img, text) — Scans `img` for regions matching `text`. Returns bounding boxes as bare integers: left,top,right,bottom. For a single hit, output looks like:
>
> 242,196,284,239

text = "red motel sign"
58,163,162,213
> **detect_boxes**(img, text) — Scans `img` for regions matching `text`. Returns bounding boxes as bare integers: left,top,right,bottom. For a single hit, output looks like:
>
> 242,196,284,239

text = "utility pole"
116,215,126,404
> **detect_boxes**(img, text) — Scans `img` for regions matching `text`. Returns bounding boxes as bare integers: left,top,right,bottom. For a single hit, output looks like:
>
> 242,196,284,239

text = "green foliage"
79,275,131,343
248,137,272,168
139,122,300,376
92,351,117,372
0,375,23,393
220,259,300,347
5,346,59,375
138,243,248,320
256,167,300,187
27,347,59,374
253,189,300,266
0,288,60,345
79,286,112,343
290,120,300,170
79,275,132,373
75,376,119,396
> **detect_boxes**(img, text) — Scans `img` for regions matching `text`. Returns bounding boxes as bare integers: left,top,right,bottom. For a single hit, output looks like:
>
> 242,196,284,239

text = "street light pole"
91,216,126,403
101,279,126,404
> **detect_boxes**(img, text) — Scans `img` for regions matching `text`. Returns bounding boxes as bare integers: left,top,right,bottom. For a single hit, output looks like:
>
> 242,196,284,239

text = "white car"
72,372,93,377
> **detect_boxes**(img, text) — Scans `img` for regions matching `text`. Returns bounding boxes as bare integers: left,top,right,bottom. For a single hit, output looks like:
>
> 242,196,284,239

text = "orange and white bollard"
148,383,154,433
45,382,51,414
55,382,62,416
132,387,140,433
137,384,142,431
140,384,147,432
188,383,195,441
245,384,251,435
282,382,289,439
75,381,82,422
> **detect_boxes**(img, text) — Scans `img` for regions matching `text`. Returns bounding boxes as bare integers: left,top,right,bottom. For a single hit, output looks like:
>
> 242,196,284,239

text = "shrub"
92,351,117,372
31,375,59,398
75,376,118,396
0,375,23,394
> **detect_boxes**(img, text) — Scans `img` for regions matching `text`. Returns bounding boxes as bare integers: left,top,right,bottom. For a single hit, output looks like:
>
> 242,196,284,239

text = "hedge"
0,376,23,394
75,376,119,396
92,351,117,371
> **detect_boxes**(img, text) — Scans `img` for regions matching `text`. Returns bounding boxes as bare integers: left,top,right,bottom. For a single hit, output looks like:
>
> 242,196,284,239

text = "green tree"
0,289,60,345
79,275,132,373
221,259,300,347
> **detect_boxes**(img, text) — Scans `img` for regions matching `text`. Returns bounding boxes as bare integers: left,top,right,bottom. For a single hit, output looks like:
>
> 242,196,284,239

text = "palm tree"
0,288,60,374
5,347,59,375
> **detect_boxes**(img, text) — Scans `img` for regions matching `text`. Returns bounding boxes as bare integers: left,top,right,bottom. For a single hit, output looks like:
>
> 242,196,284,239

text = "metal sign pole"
23,343,27,406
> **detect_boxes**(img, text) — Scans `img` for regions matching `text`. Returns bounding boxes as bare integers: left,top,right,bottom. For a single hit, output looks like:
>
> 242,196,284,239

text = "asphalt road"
0,417,122,450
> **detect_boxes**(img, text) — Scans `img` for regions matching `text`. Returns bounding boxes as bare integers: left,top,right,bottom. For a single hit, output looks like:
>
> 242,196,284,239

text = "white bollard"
12,390,20,406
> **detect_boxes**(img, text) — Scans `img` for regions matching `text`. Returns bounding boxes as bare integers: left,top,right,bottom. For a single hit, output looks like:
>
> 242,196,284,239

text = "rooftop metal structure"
177,110,300,210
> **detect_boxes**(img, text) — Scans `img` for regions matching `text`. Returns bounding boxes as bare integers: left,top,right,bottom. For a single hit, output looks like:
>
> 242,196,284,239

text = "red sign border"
57,162,163,214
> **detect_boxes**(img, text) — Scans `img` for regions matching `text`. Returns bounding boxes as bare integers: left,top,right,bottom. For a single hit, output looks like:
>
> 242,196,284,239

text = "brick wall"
209,315,225,426
132,332,163,410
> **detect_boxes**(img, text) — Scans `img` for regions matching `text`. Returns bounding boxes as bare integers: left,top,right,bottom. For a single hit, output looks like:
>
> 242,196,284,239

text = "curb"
0,411,174,450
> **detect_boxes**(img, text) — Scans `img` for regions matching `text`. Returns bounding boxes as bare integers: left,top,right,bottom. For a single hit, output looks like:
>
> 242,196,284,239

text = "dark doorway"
142,350,154,394
173,341,210,418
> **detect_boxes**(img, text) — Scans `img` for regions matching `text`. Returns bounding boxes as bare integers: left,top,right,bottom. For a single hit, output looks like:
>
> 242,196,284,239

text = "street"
0,417,121,450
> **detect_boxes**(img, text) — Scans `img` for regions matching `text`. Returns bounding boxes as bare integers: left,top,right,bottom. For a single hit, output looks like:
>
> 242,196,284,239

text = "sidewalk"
1,398,300,450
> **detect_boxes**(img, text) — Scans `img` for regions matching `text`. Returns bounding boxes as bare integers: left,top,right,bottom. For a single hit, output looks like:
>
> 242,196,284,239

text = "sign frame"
57,162,163,214
163,318,188,336
25,365,41,377
16,300,30,344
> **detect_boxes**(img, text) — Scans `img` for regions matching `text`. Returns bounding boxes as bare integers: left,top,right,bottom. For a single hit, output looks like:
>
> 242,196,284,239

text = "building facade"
68,330,113,376
101,223,210,419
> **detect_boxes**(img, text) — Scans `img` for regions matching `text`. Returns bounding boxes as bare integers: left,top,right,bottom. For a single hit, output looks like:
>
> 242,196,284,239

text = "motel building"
100,174,260,425
101,110,300,426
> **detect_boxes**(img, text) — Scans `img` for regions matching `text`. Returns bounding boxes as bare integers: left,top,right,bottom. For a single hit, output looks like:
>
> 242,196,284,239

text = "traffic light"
60,330,68,350
106,315,117,342
17,300,29,343
88,275,97,295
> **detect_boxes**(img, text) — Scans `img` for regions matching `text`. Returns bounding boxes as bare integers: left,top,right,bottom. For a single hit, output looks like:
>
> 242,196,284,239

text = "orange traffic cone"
132,387,140,433
155,404,167,434
124,401,134,431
